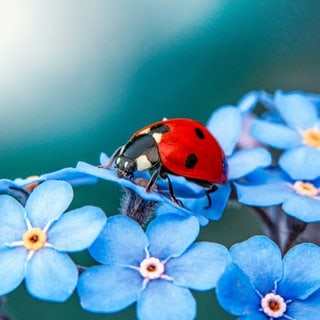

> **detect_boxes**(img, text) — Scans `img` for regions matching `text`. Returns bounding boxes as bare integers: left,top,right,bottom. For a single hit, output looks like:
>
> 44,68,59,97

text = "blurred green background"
1,1,320,319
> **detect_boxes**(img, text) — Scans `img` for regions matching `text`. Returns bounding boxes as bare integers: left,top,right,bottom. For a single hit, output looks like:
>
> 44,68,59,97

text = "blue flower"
216,236,320,320
78,214,231,320
207,103,271,181
0,180,106,302
0,167,98,204
76,155,208,217
250,90,320,180
235,167,320,223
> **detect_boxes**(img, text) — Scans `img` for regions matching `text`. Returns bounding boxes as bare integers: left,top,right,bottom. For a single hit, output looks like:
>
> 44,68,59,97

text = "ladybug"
104,118,228,207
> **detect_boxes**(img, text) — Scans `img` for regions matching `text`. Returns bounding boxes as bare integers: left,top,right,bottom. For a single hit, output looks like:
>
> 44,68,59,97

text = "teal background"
0,1,319,319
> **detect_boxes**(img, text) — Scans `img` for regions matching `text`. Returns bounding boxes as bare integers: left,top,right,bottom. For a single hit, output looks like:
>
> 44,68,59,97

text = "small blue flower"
250,90,320,180
216,236,320,320
235,167,320,223
78,214,231,320
0,167,98,204
0,180,106,302
207,104,272,181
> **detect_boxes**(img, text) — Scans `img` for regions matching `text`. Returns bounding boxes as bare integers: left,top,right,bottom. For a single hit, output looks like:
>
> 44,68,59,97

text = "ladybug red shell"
105,118,228,207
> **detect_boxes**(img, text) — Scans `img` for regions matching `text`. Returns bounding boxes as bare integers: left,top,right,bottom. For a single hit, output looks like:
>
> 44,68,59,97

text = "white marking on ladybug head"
115,157,121,164
138,128,151,135
136,155,152,171
152,132,162,143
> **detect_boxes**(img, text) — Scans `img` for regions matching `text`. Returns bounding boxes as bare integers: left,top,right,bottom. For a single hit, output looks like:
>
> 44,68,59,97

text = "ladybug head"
113,134,160,178
114,155,137,178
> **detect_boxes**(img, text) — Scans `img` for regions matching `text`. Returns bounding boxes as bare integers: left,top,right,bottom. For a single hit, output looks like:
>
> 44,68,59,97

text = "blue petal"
279,146,320,180
0,179,26,200
166,242,231,290
25,180,73,229
275,91,318,129
146,214,199,260
102,154,206,199
48,206,106,251
14,168,98,188
235,169,293,206
99,152,109,165
228,148,272,180
230,236,282,295
156,175,205,199
25,248,78,302
203,183,231,220
77,159,151,195
239,312,267,320
278,243,320,300
182,182,231,221
250,119,301,149
41,167,98,186
216,263,260,316
0,247,28,296
89,215,148,266
78,265,141,313
206,107,242,156
76,161,193,215
286,289,320,320
283,195,320,223
237,91,264,113
155,203,209,226
0,195,27,245
137,279,196,320
76,160,118,182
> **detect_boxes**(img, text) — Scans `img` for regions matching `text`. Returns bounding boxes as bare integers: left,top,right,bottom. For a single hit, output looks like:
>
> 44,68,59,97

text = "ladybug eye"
124,161,136,172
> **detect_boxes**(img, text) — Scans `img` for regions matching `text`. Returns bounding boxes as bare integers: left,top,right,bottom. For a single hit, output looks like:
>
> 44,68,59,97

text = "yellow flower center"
23,228,47,251
292,181,319,198
303,129,320,148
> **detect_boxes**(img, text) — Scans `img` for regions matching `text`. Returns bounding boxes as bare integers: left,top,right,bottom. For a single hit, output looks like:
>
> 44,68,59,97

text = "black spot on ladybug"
185,153,198,169
195,127,205,139
150,124,170,134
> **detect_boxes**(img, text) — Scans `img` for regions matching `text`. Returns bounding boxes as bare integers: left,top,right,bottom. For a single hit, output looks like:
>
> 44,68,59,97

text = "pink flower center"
261,292,287,318
139,257,165,279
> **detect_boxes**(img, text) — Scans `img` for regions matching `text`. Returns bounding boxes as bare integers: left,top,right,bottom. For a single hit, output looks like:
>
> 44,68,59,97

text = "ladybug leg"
205,184,218,209
99,146,122,169
160,172,184,207
145,167,161,192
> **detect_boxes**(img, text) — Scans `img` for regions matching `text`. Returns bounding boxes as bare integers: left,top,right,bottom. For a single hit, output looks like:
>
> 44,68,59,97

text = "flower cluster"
0,90,320,319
